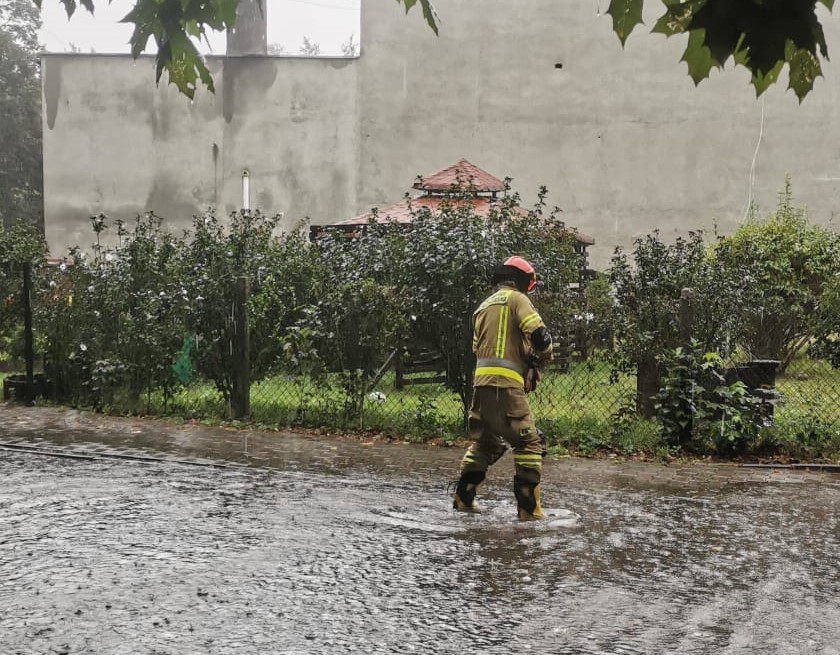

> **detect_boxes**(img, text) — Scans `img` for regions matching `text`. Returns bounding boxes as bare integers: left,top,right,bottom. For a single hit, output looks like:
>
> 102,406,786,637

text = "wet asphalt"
1,405,839,655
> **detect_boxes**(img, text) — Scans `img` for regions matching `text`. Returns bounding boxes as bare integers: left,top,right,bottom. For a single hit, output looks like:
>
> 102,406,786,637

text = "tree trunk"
636,353,660,418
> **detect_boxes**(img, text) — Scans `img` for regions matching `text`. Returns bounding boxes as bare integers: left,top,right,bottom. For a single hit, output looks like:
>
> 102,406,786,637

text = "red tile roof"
322,159,594,246
331,196,499,225
413,159,506,193
330,196,595,245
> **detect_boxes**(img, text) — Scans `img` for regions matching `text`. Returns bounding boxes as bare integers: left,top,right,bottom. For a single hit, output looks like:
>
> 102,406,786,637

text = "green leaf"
607,0,644,46
185,19,201,38
751,58,784,97
211,0,239,27
689,3,742,66
419,0,439,36
678,0,832,99
787,44,822,101
680,28,716,84
59,0,77,19
732,33,748,67
653,0,706,37
395,0,438,35
155,40,171,87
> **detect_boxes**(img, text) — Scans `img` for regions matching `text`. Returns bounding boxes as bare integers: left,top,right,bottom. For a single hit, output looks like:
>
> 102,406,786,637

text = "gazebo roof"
330,196,500,226
320,159,595,246
413,159,506,193
328,196,595,246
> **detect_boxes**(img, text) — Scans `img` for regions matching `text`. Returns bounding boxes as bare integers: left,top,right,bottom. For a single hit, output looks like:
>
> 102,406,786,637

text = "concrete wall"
41,54,358,252
41,0,840,267
355,0,840,267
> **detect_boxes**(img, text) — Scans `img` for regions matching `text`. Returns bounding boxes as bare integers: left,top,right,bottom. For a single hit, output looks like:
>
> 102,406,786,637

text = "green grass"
133,359,639,450
7,354,839,459
776,357,840,424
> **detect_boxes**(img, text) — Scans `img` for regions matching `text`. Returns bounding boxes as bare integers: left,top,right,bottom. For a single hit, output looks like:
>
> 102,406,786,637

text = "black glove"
524,366,541,393
524,350,543,394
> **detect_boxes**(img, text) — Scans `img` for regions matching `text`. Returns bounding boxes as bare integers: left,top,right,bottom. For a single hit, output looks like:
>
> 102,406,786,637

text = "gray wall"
41,0,840,267
42,54,359,252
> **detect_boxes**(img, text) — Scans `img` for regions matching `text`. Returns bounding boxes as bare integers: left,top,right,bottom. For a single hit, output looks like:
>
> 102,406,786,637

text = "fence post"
231,275,250,419
636,288,694,418
22,261,35,405
679,287,694,345
676,287,696,443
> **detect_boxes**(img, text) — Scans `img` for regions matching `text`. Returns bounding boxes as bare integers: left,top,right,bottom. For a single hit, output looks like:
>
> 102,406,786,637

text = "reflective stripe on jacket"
472,284,551,389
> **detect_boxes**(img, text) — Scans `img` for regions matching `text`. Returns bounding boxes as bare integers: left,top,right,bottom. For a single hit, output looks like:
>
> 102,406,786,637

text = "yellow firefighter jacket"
472,283,553,389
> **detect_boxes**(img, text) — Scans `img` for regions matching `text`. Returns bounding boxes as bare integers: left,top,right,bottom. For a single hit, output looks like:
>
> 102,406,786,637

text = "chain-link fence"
2,262,839,455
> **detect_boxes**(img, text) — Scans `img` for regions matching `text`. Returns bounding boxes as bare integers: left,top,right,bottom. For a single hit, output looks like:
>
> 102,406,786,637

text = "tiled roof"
329,196,595,245
323,159,594,246
413,159,506,193
331,196,499,226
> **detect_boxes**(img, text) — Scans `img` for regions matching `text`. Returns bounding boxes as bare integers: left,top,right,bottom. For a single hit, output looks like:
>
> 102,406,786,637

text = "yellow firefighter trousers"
460,386,543,485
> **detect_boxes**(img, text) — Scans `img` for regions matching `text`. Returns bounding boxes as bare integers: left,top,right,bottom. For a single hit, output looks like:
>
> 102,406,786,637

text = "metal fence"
2,266,840,451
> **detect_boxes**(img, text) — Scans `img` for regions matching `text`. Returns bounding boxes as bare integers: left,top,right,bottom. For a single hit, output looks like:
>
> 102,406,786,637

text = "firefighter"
452,255,553,520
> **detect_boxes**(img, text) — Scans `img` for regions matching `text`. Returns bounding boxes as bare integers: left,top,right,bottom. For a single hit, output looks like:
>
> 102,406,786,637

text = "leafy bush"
300,184,580,423
810,274,840,369
654,341,767,455
179,209,285,400
35,213,186,408
390,186,578,417
712,180,840,370
608,230,744,415
249,223,325,375
0,221,46,349
771,413,840,461
36,210,287,409
15,179,838,457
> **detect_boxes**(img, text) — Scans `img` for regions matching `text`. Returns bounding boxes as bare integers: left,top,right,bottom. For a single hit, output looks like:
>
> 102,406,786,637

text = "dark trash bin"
2,373,50,402
722,359,780,390
720,359,781,419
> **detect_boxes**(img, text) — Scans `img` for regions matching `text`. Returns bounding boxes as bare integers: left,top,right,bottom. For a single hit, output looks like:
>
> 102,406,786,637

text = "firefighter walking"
452,256,554,520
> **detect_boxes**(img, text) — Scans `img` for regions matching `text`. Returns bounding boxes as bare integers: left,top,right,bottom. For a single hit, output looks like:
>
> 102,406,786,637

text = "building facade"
40,0,840,268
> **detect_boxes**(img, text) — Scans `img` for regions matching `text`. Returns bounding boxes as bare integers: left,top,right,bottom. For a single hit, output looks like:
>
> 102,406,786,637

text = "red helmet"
504,256,537,292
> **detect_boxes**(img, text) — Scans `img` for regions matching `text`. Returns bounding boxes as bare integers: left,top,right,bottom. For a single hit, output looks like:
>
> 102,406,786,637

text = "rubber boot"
514,482,545,521
452,470,485,513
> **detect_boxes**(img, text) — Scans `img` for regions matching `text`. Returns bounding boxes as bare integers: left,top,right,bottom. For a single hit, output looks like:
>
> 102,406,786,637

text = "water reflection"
1,440,839,654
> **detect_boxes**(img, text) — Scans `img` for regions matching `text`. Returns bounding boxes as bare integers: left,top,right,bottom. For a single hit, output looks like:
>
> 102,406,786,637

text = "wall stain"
222,57,279,124
150,96,171,140
328,58,354,70
145,176,202,220
81,91,107,114
256,189,274,211
43,57,64,130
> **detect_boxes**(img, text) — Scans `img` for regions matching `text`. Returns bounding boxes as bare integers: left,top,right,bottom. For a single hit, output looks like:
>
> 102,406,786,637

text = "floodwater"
1,408,840,655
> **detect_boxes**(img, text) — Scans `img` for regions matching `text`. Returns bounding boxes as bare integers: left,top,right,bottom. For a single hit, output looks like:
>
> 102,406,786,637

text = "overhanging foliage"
609,0,834,100
35,0,437,99
38,0,833,99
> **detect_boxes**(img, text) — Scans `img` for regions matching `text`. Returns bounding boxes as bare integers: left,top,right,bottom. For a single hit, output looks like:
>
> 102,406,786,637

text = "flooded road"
2,407,840,654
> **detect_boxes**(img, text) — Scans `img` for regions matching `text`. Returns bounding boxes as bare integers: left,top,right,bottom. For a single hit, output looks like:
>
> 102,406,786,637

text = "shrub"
654,341,768,455
35,213,186,408
401,186,577,410
712,180,840,370
608,230,744,415
179,209,284,400
0,221,46,349
810,274,840,369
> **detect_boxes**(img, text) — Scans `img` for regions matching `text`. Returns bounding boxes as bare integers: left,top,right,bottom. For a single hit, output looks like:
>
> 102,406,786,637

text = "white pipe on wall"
242,170,250,210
